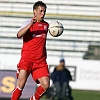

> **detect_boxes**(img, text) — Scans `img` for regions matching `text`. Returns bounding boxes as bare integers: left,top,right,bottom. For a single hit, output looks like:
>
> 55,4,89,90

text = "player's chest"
30,23,48,32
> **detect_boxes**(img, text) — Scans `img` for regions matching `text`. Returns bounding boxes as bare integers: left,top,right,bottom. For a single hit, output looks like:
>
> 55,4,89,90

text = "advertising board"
0,70,36,98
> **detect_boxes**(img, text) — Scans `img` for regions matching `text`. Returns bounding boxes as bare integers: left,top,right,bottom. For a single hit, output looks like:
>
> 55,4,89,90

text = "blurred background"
0,0,100,100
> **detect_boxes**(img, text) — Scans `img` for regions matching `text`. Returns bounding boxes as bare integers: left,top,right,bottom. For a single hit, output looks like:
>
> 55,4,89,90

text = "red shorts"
17,59,50,83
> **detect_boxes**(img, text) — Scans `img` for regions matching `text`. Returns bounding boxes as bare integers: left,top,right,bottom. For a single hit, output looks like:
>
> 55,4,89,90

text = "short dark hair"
33,1,47,10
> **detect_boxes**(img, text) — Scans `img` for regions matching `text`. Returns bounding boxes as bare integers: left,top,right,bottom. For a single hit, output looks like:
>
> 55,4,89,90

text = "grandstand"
0,0,100,59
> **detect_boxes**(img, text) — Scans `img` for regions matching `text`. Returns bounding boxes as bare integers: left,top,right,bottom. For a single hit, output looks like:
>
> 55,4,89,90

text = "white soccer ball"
48,21,64,37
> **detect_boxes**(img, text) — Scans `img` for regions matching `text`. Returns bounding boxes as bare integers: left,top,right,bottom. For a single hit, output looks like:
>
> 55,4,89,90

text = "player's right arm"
17,17,36,38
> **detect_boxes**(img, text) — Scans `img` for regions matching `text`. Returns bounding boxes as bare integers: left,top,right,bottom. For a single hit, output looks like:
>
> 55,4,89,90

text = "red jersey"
18,19,49,63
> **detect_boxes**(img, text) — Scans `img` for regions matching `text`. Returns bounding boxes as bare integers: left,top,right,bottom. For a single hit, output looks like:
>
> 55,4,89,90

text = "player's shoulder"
42,20,49,25
18,19,31,32
23,19,31,24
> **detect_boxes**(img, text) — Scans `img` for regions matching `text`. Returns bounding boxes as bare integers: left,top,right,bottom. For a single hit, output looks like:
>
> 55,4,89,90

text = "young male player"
11,1,50,100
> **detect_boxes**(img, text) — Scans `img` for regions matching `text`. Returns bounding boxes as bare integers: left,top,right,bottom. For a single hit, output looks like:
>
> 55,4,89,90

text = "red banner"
0,70,36,98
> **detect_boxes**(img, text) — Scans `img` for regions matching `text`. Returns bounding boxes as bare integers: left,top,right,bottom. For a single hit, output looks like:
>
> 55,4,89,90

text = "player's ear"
33,9,36,15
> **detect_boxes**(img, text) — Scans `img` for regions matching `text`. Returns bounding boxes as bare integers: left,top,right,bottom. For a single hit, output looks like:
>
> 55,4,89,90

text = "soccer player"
11,1,50,100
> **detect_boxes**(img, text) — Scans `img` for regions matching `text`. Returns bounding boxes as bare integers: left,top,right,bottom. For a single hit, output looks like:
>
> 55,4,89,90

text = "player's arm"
17,16,36,38
17,22,32,38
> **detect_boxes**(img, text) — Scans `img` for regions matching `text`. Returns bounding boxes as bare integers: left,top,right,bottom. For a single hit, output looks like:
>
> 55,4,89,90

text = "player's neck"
37,20,44,22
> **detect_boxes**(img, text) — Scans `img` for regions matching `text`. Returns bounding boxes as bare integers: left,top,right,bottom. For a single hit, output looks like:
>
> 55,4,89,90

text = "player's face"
34,6,46,22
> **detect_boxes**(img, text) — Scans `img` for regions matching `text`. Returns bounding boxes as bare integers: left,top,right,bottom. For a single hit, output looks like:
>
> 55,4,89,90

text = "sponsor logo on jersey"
38,24,42,26
32,34,46,38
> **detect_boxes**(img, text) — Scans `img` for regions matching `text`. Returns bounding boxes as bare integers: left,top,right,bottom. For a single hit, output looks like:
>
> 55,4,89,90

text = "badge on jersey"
44,25,47,31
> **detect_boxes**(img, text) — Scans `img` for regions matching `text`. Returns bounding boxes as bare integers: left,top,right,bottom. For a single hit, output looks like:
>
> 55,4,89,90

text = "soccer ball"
48,21,64,37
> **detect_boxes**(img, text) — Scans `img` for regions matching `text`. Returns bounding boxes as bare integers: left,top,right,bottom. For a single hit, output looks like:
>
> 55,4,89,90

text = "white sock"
33,96,36,100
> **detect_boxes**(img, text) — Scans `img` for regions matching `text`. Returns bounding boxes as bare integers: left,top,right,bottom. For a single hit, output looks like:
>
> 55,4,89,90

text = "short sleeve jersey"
18,19,49,63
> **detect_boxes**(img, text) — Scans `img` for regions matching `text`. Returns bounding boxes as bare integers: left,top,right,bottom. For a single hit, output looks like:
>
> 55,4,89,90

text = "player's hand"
31,16,37,24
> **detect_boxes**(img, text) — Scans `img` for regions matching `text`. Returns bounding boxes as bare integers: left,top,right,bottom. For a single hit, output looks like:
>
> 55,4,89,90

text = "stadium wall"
0,54,100,92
